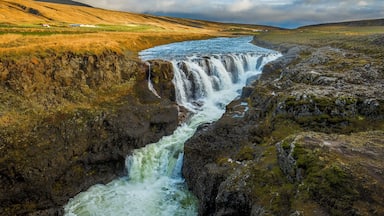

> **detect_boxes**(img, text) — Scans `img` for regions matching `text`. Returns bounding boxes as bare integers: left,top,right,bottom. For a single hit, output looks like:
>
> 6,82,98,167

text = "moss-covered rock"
277,131,384,215
0,51,179,215
183,36,384,216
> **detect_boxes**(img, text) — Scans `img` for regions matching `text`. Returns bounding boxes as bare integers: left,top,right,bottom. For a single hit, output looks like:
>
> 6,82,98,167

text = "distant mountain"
35,0,92,7
302,18,384,28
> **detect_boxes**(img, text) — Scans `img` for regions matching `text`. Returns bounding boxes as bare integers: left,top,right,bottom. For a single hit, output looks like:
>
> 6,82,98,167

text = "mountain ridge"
300,18,384,28
35,0,92,7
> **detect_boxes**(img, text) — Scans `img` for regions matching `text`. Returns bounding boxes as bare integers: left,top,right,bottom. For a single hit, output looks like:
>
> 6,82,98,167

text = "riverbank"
0,52,182,215
2,1,383,214
0,0,280,214
63,36,280,216
183,28,384,215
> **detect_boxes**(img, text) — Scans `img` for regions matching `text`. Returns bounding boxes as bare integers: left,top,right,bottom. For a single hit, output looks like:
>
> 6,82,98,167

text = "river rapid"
64,36,281,216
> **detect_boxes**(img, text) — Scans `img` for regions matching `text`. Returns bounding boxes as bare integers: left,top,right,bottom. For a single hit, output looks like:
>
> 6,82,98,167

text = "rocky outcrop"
276,131,384,215
146,60,176,102
0,51,140,108
183,37,384,215
0,52,178,215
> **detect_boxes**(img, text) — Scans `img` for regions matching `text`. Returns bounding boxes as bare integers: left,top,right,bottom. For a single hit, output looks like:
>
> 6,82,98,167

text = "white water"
64,37,281,216
145,62,162,98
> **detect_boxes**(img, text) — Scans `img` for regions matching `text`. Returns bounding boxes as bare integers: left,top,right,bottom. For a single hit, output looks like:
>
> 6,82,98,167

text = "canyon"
1,0,383,215
183,36,384,215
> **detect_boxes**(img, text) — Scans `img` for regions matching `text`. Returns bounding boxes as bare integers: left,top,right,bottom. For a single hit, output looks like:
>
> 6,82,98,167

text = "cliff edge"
0,52,178,215
183,34,384,215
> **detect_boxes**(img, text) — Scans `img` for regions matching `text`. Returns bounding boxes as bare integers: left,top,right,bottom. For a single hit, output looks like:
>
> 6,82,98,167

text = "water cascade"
64,37,281,216
145,62,162,98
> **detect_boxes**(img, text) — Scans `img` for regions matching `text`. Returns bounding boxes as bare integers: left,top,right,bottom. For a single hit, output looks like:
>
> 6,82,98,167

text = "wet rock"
147,60,176,102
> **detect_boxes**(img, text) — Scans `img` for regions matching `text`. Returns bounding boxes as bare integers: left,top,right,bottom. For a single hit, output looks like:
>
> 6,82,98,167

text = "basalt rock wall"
183,37,384,215
0,52,178,215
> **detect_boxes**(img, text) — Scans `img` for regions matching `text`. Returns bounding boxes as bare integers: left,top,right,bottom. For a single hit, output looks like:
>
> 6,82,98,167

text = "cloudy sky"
75,0,384,28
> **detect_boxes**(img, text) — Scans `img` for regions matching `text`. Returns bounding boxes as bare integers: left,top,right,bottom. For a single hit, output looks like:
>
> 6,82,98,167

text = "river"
64,36,281,216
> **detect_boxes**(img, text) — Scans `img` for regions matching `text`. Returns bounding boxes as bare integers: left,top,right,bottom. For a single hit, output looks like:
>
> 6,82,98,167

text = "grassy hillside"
35,0,92,7
302,18,384,27
1,1,384,215
0,0,278,126
256,25,384,57
0,0,276,57
0,2,282,214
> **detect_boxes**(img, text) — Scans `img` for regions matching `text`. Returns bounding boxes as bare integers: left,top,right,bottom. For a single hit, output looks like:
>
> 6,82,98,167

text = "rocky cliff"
183,36,384,215
0,52,178,215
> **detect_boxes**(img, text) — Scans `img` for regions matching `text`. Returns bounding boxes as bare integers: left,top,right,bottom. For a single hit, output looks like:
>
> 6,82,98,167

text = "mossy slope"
183,27,384,215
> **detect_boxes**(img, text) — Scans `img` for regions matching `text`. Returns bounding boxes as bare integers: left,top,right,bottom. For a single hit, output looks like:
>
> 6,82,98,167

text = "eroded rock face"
275,131,384,215
147,60,176,102
183,38,384,215
0,53,178,215
0,51,140,108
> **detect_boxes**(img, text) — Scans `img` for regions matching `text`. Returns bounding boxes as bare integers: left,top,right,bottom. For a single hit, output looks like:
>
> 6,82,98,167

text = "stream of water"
64,36,281,216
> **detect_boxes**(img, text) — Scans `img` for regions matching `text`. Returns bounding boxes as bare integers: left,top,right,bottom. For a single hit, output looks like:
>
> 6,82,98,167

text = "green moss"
216,157,231,166
178,191,199,210
299,50,313,59
307,165,359,215
236,145,255,161
292,145,322,172
284,96,306,107
312,97,334,109
270,183,295,214
292,143,360,215
281,140,291,151
246,163,295,215
342,97,358,105
296,114,330,124
272,119,302,141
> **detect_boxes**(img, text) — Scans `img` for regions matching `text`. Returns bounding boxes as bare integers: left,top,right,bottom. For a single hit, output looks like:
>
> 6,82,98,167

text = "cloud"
74,0,384,28
228,0,254,12
358,1,369,6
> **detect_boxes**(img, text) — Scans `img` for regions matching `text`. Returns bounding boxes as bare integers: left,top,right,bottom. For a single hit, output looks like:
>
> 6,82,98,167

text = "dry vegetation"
0,0,210,56
0,0,275,57
1,1,384,214
1,0,382,117
256,25,384,55
0,0,276,128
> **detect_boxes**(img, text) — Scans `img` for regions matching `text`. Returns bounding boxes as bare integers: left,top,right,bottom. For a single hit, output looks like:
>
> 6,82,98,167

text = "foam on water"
64,36,281,216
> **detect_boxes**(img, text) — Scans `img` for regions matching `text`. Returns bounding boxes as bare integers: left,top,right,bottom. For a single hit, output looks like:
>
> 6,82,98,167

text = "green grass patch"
0,24,95,36
0,23,162,36
97,24,161,32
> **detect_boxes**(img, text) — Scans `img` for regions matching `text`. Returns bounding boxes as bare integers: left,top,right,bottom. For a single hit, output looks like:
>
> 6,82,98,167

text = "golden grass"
0,34,23,45
0,31,215,58
0,0,214,56
0,0,274,31
0,0,273,129
0,0,277,57
0,0,275,131
0,0,184,28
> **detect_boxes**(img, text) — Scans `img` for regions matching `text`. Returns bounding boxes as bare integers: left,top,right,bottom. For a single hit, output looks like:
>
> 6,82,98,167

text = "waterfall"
171,53,270,111
146,62,161,98
64,37,281,216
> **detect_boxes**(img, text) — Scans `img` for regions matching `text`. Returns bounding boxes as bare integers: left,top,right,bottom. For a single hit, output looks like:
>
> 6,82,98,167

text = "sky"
74,0,384,28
